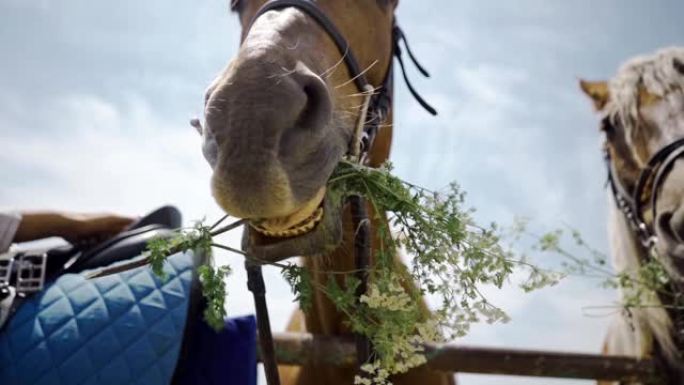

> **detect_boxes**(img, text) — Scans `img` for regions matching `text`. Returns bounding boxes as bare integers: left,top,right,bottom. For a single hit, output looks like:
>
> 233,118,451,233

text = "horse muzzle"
241,193,343,262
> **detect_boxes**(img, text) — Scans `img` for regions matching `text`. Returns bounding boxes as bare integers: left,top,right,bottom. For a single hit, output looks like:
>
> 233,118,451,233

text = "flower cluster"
326,160,561,373
146,160,564,383
360,281,412,312
354,362,391,385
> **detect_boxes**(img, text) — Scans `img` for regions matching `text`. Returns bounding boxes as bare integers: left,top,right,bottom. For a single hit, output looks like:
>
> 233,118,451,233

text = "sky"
1,1,683,384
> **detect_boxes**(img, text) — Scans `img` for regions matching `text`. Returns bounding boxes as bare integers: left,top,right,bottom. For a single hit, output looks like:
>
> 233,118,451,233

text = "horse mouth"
241,188,343,263
249,187,326,238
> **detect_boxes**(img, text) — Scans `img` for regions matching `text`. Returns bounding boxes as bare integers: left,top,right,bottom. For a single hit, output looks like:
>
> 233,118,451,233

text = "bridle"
604,117,684,249
234,1,436,384
604,117,684,377
239,0,435,161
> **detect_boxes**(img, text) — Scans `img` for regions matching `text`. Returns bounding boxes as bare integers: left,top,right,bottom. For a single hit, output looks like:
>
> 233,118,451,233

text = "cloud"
3,1,684,384
0,90,275,316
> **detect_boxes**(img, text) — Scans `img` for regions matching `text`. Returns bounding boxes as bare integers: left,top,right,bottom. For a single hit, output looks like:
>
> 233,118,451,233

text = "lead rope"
246,262,281,385
349,85,376,366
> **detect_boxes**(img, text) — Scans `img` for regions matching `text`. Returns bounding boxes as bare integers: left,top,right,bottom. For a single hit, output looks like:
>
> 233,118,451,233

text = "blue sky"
1,1,683,384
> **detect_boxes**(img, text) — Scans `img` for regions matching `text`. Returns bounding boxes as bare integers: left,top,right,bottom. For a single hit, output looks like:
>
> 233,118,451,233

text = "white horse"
581,47,684,384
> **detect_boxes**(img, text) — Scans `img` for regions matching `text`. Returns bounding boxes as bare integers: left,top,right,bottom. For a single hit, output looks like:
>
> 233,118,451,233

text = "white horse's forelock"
606,47,684,146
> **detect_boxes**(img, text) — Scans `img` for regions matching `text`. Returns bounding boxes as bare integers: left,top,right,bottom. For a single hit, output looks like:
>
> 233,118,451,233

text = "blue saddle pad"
0,251,196,385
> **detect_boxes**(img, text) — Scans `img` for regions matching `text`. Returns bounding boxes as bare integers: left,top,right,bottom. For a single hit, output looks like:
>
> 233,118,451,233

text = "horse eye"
601,117,615,134
230,0,241,12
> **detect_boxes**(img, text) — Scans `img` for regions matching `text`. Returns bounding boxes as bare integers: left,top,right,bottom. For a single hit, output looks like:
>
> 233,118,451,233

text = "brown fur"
278,113,454,385
205,1,455,384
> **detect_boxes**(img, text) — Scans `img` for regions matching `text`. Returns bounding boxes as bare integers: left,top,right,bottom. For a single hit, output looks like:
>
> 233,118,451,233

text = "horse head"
200,0,398,260
581,48,684,280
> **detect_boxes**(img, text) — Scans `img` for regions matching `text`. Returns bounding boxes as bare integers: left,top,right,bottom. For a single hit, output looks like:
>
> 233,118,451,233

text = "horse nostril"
293,63,332,131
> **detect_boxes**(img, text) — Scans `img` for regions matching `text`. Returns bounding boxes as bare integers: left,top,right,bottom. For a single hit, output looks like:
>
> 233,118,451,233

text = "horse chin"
241,194,343,263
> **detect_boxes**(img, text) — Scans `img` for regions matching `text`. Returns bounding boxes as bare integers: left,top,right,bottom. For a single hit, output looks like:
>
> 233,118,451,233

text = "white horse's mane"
605,47,684,367
607,47,684,137
607,197,677,363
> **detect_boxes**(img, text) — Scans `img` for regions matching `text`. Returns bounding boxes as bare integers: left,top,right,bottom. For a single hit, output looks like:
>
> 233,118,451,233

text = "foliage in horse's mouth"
143,159,565,383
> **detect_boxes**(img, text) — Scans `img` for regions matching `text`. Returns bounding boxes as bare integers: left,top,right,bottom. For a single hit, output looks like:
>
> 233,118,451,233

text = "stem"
211,243,247,256
211,219,247,237
210,243,291,269
210,214,230,230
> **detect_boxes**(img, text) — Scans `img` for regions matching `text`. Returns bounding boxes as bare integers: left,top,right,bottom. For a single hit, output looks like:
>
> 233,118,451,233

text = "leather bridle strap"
606,136,684,248
245,262,280,385
239,2,436,384
635,137,684,230
243,0,436,121
245,0,372,92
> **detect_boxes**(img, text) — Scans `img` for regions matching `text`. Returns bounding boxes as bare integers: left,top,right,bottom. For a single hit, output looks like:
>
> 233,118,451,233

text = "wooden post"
262,332,660,383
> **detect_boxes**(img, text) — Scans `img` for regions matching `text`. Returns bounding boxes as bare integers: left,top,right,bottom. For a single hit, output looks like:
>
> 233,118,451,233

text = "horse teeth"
251,207,324,238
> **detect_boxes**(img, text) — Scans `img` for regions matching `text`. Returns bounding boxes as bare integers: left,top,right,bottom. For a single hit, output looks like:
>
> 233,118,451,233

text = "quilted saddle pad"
0,251,197,385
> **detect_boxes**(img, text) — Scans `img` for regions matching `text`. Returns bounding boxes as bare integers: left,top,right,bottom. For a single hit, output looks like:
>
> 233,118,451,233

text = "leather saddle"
0,206,259,385
0,205,182,328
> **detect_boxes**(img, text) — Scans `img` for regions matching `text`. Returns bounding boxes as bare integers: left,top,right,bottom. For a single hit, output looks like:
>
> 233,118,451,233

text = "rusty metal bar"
260,332,660,382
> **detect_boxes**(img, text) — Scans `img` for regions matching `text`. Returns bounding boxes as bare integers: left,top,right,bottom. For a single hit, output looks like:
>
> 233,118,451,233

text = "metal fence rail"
261,332,659,382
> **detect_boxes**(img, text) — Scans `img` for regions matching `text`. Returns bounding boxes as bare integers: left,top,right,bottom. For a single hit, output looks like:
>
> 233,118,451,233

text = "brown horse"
580,47,684,384
200,1,454,384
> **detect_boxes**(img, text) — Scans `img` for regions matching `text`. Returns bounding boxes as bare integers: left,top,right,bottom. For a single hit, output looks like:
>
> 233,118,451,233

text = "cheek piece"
229,2,437,384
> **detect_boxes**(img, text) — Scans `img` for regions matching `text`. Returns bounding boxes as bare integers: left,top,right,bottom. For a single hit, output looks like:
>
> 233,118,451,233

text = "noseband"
236,2,435,384
605,124,684,248
242,0,435,161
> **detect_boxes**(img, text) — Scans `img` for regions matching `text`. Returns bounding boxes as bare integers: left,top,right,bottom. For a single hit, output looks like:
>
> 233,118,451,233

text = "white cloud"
0,91,290,321
6,1,682,383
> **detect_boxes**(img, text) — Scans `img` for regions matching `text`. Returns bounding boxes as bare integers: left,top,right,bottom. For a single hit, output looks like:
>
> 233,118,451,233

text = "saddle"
0,206,257,385
0,206,182,327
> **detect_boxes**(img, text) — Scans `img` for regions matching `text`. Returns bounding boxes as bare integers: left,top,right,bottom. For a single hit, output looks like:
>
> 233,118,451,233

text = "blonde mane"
606,47,684,138
607,194,677,364
603,47,684,370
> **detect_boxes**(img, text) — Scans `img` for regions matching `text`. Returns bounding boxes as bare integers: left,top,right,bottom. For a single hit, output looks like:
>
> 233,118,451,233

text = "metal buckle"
0,283,16,328
0,255,12,286
15,253,47,294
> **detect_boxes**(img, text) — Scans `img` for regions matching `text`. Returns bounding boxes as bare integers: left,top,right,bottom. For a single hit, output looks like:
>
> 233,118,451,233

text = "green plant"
143,160,563,383
522,223,679,315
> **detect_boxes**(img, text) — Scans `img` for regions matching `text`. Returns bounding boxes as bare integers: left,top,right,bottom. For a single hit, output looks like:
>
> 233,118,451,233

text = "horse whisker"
334,59,379,89
320,46,351,79
342,92,381,99
268,67,297,79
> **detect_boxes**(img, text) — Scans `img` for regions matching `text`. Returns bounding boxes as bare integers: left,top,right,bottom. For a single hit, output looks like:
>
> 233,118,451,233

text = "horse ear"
579,79,610,111
190,118,203,136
